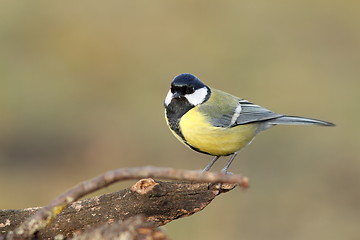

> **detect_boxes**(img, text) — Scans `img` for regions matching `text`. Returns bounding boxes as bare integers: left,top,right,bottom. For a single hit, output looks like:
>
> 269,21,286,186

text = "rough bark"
0,167,248,239
71,215,169,240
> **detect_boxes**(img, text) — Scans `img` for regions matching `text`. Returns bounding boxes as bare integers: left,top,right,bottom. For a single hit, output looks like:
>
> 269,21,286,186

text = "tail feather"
269,115,335,127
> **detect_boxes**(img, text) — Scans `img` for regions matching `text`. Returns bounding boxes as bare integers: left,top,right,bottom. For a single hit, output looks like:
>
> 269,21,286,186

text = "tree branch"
1,166,248,239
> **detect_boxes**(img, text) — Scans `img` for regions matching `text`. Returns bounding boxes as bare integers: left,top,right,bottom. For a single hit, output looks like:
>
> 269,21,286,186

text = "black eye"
185,86,194,94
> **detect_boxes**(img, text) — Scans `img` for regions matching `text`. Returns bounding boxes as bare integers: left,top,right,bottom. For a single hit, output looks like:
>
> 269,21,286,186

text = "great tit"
164,73,335,173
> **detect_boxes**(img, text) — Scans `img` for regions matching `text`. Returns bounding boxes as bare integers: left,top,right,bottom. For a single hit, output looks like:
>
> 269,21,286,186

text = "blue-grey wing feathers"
233,100,334,127
204,95,334,128
233,100,283,125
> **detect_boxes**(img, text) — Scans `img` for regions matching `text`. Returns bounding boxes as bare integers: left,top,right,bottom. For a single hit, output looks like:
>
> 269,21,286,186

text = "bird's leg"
214,152,238,191
202,156,220,172
221,152,238,174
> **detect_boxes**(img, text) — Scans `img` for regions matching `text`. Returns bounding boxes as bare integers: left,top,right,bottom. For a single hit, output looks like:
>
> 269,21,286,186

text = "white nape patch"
230,103,242,126
184,87,208,106
164,90,173,106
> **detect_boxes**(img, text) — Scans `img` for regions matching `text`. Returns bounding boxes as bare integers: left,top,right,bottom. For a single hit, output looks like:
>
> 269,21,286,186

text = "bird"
164,73,335,173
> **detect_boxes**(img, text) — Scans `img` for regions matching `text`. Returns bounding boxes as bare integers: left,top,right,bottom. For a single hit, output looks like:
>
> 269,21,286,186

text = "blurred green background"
1,1,359,239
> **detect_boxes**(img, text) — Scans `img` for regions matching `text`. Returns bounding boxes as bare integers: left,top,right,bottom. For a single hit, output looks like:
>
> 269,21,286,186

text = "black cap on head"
171,73,206,95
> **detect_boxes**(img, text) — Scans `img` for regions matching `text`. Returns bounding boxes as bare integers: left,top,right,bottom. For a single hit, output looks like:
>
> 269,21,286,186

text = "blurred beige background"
1,1,359,239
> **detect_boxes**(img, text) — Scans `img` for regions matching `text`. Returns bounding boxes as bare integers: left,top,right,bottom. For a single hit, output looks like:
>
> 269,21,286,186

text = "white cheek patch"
184,87,208,106
164,90,173,106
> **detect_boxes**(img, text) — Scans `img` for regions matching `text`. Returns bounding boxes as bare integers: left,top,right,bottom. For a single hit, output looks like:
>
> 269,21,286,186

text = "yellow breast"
179,108,259,156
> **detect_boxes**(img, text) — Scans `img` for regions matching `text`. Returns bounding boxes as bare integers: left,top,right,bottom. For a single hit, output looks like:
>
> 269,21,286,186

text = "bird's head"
165,73,210,107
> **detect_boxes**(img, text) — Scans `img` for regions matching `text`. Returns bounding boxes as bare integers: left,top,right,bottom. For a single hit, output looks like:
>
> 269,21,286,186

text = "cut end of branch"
131,178,159,195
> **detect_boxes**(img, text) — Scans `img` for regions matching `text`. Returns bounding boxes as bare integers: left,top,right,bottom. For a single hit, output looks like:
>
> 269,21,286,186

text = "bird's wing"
232,100,283,126
198,89,283,128
203,99,283,128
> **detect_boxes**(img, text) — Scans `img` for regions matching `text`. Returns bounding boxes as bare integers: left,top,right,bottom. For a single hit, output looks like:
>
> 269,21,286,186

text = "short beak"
172,91,182,99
